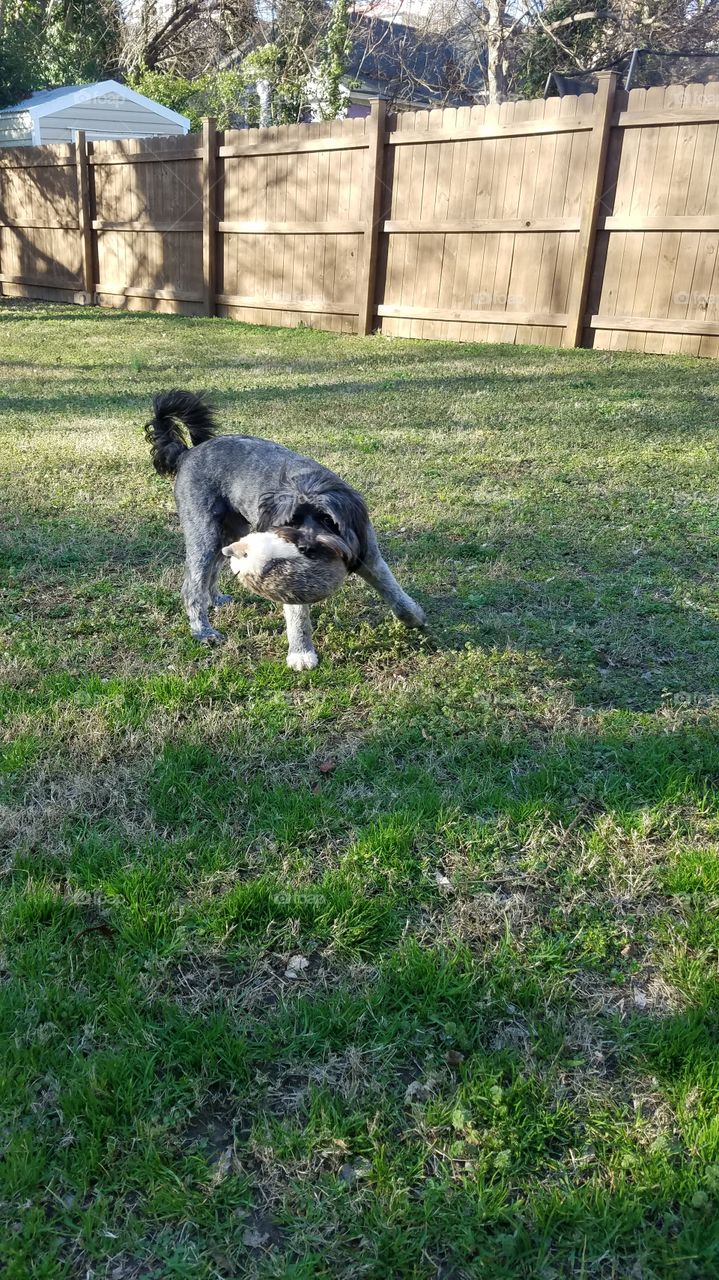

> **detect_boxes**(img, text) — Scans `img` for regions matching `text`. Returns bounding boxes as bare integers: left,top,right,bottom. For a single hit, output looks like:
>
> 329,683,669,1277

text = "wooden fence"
4,77,719,355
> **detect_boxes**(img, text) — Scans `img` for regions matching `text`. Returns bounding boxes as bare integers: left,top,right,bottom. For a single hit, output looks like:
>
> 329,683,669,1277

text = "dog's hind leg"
211,512,249,608
283,604,319,671
181,519,226,644
208,555,232,609
356,525,426,627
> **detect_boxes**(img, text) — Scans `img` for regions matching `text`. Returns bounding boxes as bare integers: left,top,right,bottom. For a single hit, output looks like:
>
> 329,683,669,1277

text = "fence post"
563,71,617,349
202,117,217,316
357,98,387,335
74,130,95,304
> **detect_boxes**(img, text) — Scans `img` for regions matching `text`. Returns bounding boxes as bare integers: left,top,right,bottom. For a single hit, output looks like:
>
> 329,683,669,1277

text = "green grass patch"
2,301,719,1277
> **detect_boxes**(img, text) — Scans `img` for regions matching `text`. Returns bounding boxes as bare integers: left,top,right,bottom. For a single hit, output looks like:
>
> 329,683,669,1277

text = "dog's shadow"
4,491,717,715
374,513,719,714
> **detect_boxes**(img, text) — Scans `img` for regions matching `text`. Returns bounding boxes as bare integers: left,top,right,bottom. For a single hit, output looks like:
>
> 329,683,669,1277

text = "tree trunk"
485,0,507,104
256,78,271,127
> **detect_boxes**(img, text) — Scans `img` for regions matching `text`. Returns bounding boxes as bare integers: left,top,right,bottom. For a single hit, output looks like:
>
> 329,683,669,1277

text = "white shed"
0,81,190,148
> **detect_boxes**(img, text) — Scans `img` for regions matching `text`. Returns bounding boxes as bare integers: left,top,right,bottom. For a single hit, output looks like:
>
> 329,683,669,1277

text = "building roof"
0,80,189,128
0,86,87,114
348,16,486,106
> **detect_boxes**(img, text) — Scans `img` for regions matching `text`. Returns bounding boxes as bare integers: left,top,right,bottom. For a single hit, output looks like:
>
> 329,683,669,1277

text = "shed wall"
39,98,186,144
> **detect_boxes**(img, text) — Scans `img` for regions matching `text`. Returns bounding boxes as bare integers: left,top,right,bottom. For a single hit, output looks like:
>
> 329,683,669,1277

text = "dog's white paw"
287,649,319,671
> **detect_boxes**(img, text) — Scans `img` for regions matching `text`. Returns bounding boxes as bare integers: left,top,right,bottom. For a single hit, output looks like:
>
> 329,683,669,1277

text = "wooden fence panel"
90,134,204,314
215,115,370,332
0,143,85,301
586,81,719,356
375,92,597,344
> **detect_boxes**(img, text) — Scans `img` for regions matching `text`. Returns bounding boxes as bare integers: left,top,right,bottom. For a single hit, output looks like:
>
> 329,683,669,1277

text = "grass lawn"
2,301,719,1280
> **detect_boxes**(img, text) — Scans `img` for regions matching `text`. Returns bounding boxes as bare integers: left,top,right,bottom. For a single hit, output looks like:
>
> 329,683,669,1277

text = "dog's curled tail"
145,389,218,476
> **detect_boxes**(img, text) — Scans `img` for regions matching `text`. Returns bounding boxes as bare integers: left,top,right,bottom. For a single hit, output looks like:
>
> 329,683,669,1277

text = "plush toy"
223,527,349,605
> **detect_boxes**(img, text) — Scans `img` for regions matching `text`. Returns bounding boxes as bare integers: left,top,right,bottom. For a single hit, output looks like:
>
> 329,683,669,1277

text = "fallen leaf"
70,922,114,945
284,954,310,980
243,1227,270,1248
318,760,336,775
404,1080,431,1105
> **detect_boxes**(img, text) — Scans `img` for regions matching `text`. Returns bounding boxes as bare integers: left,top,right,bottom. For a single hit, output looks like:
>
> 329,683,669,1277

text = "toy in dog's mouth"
222,527,349,604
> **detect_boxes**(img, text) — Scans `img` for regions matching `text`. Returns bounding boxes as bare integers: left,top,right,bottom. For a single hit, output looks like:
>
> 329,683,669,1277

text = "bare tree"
518,0,719,94
120,0,259,75
484,0,508,100
351,0,719,110
349,0,536,107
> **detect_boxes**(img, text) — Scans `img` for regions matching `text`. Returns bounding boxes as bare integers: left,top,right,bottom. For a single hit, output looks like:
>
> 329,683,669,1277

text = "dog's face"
222,526,349,604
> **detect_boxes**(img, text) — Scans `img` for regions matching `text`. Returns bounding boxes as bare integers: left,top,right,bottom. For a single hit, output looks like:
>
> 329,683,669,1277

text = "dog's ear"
303,487,367,553
222,542,243,557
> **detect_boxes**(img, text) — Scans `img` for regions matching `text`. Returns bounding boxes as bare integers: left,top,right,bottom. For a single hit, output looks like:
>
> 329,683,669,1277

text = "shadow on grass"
5,305,719,1276
1,507,179,572
5,689,719,1276
2,324,718,436
3,462,718,713
10,668,719,957
392,516,718,712
3,363,718,428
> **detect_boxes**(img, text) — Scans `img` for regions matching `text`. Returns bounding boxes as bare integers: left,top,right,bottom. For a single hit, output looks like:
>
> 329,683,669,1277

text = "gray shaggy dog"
145,390,425,670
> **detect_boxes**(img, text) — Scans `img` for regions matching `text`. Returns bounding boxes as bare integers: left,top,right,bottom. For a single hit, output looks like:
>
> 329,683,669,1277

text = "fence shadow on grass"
3,464,717,717
3,354,716,444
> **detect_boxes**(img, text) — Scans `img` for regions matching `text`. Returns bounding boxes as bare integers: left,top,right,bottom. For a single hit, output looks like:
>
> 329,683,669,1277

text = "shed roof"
0,80,189,129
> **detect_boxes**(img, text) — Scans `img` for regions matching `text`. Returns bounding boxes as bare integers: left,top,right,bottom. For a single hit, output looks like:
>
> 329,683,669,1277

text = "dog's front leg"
283,604,319,671
357,526,426,627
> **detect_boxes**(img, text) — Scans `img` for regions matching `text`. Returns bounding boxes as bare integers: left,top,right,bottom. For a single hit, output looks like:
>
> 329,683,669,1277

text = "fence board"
215,116,367,330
